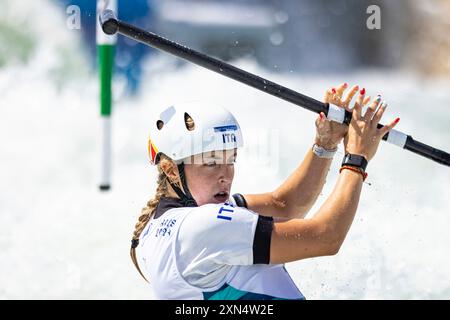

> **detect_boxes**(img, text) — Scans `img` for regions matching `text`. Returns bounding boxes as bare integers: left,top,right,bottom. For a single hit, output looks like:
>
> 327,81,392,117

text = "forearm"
270,169,364,263
314,168,363,248
271,146,333,218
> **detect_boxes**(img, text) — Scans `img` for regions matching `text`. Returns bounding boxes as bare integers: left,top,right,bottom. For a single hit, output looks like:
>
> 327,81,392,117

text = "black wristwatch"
342,153,368,171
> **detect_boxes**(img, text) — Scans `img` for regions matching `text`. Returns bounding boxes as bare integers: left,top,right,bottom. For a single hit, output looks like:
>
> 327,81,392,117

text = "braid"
130,157,170,282
132,171,167,240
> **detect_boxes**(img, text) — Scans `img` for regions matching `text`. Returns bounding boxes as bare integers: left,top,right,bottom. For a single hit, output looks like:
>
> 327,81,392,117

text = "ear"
160,159,179,182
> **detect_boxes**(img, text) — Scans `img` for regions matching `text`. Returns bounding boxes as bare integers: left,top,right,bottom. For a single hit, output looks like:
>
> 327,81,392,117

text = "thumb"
317,112,327,127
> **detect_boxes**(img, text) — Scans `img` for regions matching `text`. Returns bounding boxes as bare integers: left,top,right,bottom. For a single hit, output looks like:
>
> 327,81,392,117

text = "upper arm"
270,218,339,264
231,194,338,264
244,192,294,219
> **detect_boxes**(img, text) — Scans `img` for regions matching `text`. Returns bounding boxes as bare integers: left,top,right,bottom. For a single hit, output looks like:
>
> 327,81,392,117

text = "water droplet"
270,32,284,46
274,11,289,24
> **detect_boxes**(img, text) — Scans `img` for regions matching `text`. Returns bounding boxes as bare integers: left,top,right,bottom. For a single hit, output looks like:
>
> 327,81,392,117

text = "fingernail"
332,88,336,94
394,117,400,124
320,112,324,120
375,95,381,102
360,88,366,95
343,82,348,88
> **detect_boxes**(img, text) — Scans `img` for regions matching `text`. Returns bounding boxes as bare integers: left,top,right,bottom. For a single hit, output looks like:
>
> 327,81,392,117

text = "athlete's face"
183,149,237,206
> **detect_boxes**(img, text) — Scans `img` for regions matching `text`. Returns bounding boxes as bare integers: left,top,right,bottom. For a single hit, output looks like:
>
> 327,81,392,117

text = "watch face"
343,154,367,170
351,155,362,165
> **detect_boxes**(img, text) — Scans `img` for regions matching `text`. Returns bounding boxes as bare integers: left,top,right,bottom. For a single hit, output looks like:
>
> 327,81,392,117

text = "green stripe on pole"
98,44,115,116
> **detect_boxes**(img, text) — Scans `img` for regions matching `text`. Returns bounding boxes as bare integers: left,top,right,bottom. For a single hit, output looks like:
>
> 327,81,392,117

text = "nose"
218,164,234,183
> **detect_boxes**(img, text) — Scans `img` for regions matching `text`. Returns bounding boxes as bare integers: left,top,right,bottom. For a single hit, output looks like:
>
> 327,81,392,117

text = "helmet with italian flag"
148,102,244,165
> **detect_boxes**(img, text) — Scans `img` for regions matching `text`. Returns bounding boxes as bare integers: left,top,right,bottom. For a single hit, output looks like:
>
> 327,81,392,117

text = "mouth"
213,191,229,203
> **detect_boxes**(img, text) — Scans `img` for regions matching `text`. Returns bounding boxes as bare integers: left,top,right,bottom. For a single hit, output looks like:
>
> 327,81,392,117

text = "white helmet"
148,102,244,165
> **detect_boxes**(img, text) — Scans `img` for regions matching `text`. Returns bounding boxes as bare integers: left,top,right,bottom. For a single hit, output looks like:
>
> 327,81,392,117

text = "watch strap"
312,144,338,159
341,153,368,171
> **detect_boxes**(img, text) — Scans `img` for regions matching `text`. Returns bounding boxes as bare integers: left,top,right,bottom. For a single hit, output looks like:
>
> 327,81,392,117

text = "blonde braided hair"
131,115,195,281
130,156,172,282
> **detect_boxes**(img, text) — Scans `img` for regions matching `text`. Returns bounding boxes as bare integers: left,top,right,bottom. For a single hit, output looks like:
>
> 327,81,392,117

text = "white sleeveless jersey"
136,197,305,300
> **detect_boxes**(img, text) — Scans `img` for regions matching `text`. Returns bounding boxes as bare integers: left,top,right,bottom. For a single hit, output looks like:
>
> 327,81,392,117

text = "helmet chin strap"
167,162,198,207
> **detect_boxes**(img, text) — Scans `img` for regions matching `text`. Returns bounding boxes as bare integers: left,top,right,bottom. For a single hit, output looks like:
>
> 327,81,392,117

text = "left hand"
315,83,366,150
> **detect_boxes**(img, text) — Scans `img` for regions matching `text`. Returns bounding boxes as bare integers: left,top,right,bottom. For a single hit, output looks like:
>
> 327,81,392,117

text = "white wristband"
312,144,338,159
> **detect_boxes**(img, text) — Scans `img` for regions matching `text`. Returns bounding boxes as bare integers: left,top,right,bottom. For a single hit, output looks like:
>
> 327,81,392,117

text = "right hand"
344,88,400,162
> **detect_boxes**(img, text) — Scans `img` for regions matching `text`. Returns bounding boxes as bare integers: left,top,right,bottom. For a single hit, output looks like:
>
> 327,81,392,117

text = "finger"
370,99,383,123
335,82,348,98
361,95,372,119
323,88,334,103
342,85,359,110
315,112,325,128
352,87,365,119
319,112,328,126
378,117,400,138
363,96,371,106
372,100,388,125
363,94,382,122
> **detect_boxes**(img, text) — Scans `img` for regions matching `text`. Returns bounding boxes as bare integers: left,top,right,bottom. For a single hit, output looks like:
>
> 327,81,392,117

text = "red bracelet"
339,165,368,181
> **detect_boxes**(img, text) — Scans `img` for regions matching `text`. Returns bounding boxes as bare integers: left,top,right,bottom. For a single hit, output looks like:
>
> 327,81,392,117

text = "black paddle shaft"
99,10,449,167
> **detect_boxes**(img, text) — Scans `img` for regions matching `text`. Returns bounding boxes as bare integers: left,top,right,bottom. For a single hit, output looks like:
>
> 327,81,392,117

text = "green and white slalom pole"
96,0,117,191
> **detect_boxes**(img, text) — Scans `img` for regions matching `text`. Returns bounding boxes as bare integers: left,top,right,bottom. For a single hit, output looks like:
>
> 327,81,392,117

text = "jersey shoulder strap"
231,193,248,208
